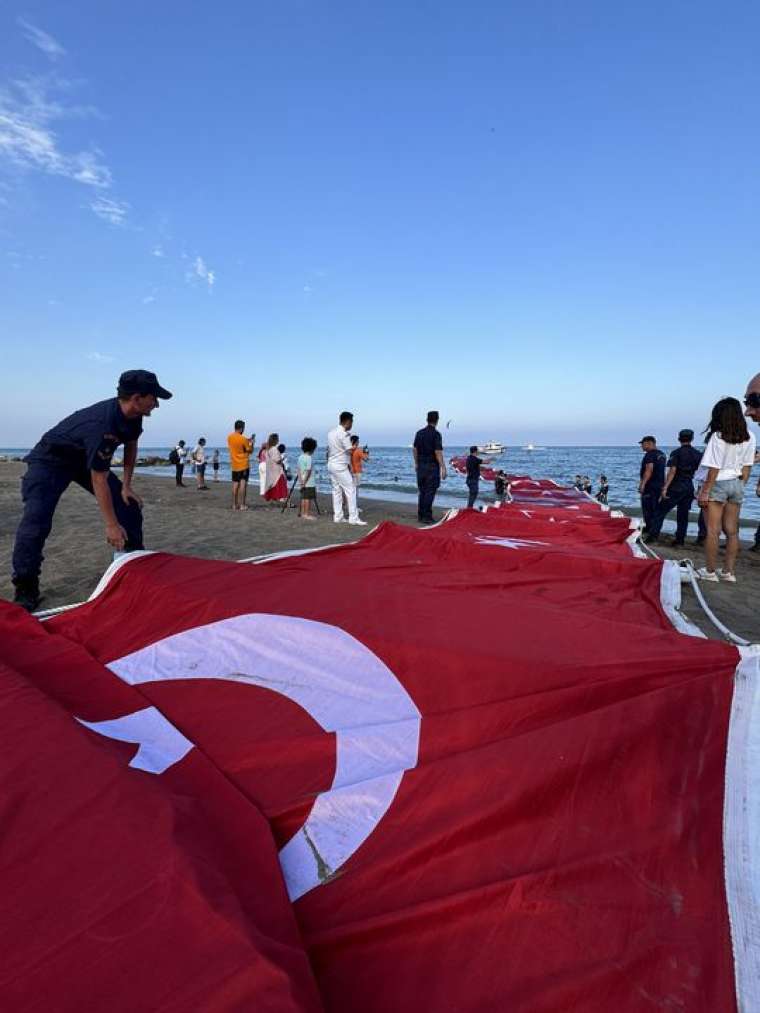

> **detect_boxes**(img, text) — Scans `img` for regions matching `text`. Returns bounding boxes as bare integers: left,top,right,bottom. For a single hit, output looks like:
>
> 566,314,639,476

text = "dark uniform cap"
638,435,656,444
118,369,172,399
678,429,694,441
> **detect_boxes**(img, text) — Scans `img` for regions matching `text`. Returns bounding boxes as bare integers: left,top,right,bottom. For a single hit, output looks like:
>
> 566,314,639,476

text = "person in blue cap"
11,369,172,611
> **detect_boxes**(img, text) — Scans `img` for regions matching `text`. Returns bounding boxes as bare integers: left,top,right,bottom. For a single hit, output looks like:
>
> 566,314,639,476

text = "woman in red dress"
263,432,288,502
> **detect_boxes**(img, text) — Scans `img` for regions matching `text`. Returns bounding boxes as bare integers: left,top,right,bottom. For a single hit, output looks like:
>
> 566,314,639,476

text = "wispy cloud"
0,75,112,189
303,284,313,294
90,195,129,226
151,245,164,257
187,254,215,291
141,291,157,304
86,350,114,363
17,18,67,60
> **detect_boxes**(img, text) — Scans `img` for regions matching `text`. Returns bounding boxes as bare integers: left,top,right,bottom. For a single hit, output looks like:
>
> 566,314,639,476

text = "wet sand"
1,462,757,643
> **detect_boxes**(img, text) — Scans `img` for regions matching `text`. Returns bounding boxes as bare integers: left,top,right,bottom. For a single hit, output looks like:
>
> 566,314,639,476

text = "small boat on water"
477,441,505,455
522,443,546,451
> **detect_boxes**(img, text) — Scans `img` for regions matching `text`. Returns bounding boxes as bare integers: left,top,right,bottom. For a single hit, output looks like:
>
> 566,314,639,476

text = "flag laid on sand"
2,496,758,1012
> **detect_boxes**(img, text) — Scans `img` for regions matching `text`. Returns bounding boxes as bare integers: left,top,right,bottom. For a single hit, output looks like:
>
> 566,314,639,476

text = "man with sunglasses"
743,378,760,551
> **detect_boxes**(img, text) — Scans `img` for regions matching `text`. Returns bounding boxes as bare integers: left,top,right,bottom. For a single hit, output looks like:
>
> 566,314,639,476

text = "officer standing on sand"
637,436,666,533
11,369,172,611
413,410,447,524
644,429,703,546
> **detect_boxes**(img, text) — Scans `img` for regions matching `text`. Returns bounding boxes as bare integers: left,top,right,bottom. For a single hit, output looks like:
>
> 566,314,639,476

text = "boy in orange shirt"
350,435,369,490
227,419,254,510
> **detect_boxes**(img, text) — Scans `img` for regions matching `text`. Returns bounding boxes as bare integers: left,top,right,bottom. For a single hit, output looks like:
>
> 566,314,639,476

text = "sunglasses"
744,393,760,409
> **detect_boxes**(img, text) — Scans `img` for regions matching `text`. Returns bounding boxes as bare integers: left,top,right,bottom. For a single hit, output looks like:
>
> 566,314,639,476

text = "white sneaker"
695,567,719,582
718,570,737,583
348,519,367,526
333,517,346,524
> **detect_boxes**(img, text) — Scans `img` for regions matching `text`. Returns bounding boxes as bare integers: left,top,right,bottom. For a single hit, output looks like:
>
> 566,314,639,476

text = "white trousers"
328,464,358,522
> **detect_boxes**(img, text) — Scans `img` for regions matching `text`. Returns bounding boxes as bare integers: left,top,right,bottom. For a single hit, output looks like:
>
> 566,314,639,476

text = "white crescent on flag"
86,614,422,901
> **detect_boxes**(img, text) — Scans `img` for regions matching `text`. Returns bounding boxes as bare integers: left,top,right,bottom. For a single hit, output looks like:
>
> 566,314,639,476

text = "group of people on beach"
220,415,370,525
170,440,220,488
8,368,760,611
637,393,758,585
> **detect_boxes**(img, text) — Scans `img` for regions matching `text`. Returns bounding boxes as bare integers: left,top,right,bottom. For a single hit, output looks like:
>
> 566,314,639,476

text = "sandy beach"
1,461,757,642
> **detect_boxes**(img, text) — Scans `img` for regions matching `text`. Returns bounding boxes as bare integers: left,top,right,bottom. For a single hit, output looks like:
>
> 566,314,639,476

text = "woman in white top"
695,397,755,583
263,432,288,502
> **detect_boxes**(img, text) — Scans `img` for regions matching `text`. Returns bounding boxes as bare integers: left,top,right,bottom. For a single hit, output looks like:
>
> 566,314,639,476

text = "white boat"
522,443,545,451
477,441,504,455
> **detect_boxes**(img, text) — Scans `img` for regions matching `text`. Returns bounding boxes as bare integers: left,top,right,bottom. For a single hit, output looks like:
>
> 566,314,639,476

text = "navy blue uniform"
413,425,443,522
640,448,666,531
466,454,482,509
648,444,703,542
13,398,144,584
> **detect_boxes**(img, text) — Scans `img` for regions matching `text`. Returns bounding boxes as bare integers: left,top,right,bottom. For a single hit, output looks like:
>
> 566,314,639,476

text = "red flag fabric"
2,488,757,1012
0,604,323,1013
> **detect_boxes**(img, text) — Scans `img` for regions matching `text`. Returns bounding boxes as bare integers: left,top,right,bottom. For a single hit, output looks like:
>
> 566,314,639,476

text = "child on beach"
695,396,755,584
298,437,318,520
278,443,291,481
212,448,220,481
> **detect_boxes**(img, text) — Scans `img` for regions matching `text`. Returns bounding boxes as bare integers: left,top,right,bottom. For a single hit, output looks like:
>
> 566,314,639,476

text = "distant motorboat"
477,441,505,455
522,443,546,451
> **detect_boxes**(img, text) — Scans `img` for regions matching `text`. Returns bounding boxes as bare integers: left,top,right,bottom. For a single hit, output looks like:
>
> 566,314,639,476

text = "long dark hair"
703,397,750,445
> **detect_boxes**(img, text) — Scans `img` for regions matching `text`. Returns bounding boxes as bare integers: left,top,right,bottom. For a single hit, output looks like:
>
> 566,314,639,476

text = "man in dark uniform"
412,410,447,524
11,369,172,611
637,436,666,533
643,429,703,545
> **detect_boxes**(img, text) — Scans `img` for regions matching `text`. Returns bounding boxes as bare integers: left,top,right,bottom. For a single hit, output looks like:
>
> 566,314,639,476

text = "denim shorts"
697,478,745,504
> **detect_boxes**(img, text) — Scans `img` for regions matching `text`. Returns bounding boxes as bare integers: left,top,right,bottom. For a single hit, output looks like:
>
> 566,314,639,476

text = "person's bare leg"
240,479,248,510
704,502,724,572
231,479,240,510
722,501,740,574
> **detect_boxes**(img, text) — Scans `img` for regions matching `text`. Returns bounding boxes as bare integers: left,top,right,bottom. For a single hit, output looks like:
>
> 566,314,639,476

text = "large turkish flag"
2,500,754,1012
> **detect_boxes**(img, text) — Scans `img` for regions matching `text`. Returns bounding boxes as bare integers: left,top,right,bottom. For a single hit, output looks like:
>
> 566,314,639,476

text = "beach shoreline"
1,461,757,642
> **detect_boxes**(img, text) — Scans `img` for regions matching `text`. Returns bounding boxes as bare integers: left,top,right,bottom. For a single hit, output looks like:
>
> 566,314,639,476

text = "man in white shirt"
327,411,366,525
192,437,209,490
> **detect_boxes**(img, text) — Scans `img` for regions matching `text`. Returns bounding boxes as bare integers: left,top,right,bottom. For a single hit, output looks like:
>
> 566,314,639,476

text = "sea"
3,444,759,526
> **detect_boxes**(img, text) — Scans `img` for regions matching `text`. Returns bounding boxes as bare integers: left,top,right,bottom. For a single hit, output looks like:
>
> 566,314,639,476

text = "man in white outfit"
327,411,366,525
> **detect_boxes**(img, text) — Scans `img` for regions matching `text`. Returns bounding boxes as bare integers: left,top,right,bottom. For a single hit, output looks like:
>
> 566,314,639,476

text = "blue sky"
1,1,758,447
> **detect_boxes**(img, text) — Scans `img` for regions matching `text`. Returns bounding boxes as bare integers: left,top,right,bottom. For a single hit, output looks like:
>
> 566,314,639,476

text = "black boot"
12,576,41,613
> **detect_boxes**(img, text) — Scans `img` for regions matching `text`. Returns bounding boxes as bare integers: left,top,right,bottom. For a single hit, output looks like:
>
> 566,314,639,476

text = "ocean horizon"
3,444,758,526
